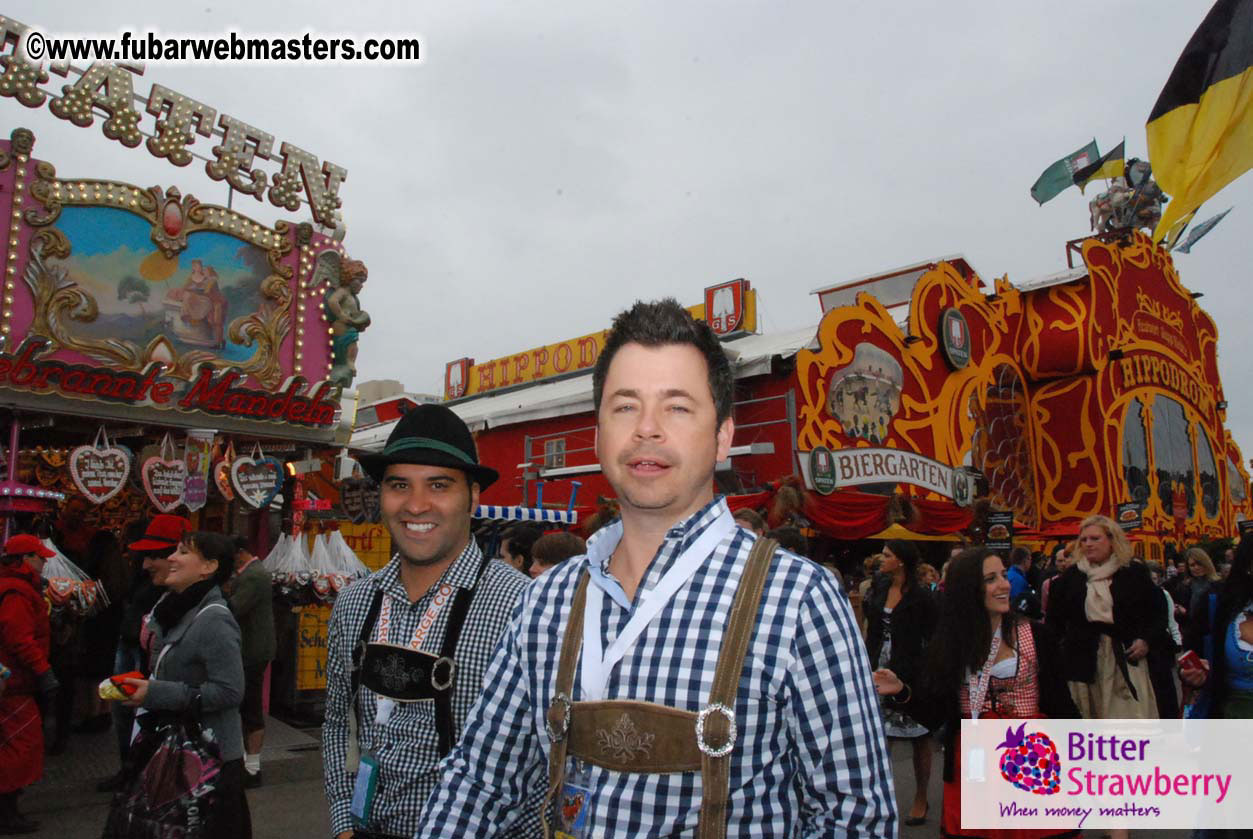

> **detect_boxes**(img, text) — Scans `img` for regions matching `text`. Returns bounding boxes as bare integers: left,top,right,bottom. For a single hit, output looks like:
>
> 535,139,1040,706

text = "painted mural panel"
53,206,269,364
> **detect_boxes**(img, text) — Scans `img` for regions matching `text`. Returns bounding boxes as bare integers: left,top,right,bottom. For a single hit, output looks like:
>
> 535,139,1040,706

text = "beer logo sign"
809,446,837,495
940,308,971,370
704,279,747,336
445,357,471,400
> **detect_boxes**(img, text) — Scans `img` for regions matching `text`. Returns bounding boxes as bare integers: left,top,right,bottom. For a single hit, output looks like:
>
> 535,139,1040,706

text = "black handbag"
101,694,223,839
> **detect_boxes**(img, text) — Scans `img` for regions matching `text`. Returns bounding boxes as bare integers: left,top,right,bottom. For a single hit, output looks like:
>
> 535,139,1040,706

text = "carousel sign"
0,16,346,227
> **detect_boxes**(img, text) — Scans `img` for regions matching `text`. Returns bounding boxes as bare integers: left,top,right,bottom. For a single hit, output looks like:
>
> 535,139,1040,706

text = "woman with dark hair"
873,547,1080,839
1045,514,1165,719
862,538,936,825
107,531,251,837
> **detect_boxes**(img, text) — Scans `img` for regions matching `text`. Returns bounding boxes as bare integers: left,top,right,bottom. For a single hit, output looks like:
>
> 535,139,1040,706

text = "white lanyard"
580,511,735,701
375,583,455,652
967,624,1003,721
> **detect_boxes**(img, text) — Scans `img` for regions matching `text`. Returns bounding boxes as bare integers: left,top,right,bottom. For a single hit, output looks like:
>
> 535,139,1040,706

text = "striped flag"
1148,0,1253,240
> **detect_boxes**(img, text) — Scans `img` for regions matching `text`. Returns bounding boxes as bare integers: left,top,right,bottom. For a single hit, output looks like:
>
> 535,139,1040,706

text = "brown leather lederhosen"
541,537,777,839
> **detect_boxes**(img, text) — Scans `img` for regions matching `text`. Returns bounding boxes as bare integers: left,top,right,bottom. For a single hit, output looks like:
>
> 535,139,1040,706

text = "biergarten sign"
812,446,966,500
0,16,346,227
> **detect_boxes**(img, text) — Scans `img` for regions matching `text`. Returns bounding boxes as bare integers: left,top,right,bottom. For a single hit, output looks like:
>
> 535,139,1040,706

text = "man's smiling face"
380,462,478,567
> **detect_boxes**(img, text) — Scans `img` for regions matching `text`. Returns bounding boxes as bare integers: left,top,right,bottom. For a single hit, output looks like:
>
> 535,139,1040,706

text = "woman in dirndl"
873,546,1080,839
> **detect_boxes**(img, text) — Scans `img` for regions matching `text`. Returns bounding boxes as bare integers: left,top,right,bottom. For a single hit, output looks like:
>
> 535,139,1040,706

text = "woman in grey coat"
119,531,252,837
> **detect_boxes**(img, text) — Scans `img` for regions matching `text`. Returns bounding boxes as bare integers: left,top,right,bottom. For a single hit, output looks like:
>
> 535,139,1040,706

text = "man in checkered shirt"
417,300,896,837
321,404,538,838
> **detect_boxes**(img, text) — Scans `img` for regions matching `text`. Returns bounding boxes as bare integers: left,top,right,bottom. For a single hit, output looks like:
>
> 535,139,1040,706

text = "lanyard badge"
555,759,593,839
349,751,381,827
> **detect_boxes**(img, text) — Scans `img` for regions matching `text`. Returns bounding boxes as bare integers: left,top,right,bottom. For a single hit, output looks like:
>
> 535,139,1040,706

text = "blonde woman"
1182,547,1223,655
1043,515,1164,719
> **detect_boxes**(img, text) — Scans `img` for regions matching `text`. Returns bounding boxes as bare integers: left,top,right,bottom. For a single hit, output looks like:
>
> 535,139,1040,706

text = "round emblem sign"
809,446,837,495
940,308,971,370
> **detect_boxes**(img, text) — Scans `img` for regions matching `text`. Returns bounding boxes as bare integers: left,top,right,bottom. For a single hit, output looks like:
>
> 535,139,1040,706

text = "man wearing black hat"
322,404,536,839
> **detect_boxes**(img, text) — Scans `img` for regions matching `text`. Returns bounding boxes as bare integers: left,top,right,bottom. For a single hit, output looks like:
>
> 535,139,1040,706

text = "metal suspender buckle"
546,692,573,742
695,703,736,758
431,656,456,692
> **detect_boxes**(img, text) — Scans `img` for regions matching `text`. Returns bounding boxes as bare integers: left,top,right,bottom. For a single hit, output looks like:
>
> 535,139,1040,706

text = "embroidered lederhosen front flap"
542,536,777,839
360,642,454,703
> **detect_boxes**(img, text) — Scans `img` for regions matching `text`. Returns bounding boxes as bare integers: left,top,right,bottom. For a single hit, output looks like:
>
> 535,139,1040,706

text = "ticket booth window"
1196,429,1220,519
1121,399,1151,506
1149,396,1195,519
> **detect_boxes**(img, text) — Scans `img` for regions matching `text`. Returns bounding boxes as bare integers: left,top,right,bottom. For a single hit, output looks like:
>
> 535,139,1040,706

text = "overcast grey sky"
9,1,1253,461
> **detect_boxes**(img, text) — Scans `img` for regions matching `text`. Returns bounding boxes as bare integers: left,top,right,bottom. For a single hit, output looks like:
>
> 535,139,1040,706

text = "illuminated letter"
206,113,273,197
267,141,346,227
146,83,217,166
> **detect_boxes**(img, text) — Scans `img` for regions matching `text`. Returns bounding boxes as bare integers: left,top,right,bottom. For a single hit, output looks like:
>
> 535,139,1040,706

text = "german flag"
1148,0,1253,240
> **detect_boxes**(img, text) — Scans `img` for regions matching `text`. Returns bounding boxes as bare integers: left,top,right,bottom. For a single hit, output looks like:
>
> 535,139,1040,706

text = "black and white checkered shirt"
417,497,897,838
321,538,538,837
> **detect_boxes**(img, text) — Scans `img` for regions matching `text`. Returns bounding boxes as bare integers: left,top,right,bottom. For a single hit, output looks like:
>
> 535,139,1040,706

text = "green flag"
1031,140,1100,205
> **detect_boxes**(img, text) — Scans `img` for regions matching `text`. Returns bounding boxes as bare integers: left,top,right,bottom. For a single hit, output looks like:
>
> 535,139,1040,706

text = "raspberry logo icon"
996,723,1061,795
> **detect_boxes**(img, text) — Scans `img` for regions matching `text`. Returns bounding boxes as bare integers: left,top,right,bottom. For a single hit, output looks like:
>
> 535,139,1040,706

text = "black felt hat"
359,403,498,489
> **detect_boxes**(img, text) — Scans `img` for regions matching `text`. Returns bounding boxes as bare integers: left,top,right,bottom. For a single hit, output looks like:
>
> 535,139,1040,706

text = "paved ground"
24,714,330,838
23,719,1191,837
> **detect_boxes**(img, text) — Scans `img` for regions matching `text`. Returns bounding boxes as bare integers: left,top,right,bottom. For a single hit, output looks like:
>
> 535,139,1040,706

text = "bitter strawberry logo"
997,723,1061,795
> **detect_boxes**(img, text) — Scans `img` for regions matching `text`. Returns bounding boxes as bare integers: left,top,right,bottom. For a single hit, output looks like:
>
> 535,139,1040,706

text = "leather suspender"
542,537,777,839
349,553,491,759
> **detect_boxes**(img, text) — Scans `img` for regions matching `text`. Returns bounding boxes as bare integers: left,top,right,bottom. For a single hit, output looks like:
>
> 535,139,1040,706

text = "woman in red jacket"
0,534,60,835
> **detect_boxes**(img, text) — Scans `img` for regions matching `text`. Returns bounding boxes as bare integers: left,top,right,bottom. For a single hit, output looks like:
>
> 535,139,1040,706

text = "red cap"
3,533,55,559
128,514,191,552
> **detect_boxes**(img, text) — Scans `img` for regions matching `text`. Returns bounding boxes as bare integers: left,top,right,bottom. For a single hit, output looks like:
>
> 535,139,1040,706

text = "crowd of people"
0,515,276,836
0,297,1248,839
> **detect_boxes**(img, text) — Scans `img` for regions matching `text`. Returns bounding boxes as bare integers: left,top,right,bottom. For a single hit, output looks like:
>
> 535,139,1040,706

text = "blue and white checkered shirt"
321,539,537,837
417,497,897,837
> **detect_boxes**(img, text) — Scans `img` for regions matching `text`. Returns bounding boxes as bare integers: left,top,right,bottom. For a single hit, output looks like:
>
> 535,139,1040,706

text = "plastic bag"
101,711,223,838
40,538,107,618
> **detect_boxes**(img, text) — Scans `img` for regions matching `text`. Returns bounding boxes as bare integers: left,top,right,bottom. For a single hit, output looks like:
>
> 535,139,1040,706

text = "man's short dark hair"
1010,546,1032,567
532,531,587,567
502,524,543,562
592,299,734,426
766,526,808,557
232,535,250,555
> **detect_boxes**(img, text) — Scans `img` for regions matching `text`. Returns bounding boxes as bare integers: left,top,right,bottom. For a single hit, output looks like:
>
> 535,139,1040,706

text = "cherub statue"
323,258,371,388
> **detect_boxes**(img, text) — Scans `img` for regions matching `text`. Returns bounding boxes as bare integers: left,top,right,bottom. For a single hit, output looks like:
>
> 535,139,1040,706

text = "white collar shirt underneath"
415,496,898,838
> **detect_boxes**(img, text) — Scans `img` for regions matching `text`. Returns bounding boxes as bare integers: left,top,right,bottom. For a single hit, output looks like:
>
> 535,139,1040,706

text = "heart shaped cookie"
231,455,284,509
69,445,131,504
142,456,187,513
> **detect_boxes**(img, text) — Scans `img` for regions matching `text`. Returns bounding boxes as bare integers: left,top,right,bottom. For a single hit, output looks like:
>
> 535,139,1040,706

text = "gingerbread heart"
231,455,284,509
213,460,235,500
69,445,131,504
142,456,187,513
